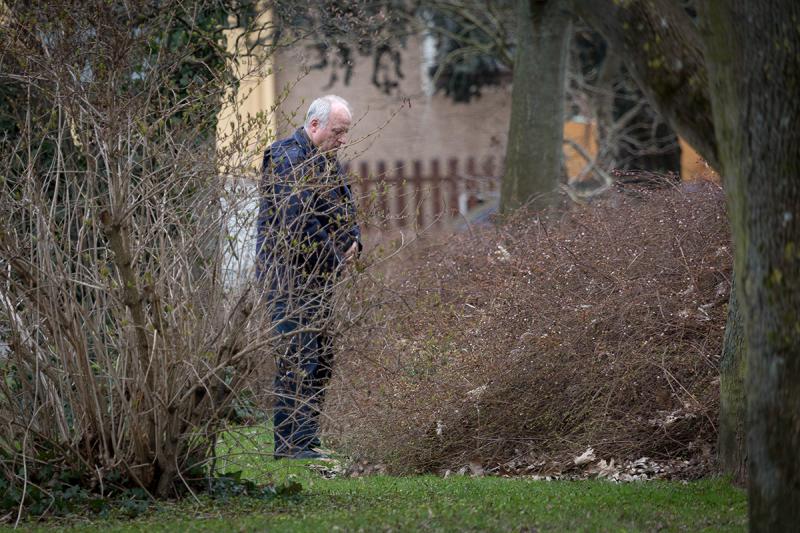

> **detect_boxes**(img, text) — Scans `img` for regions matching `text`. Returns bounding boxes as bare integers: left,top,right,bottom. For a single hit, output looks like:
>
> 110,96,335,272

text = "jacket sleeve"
263,147,343,272
339,181,362,255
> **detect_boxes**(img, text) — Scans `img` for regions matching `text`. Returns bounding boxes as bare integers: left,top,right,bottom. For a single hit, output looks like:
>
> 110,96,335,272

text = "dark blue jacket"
255,128,360,298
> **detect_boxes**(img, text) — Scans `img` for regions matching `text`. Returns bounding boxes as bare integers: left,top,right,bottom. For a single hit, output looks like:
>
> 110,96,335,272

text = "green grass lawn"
9,427,747,532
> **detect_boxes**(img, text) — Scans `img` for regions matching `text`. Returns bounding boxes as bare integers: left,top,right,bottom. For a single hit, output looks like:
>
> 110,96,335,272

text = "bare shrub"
0,0,285,510
328,180,730,475
0,1,403,514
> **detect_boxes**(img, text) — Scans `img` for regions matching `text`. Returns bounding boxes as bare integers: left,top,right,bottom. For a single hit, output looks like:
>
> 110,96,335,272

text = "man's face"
308,105,352,154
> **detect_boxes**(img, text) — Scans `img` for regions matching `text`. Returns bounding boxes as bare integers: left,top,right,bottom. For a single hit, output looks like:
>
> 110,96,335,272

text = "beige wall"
270,34,708,181
274,36,512,174
217,10,277,172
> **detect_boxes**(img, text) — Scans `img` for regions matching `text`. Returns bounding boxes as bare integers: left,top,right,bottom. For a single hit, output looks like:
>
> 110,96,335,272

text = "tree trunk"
569,0,719,170
719,277,747,484
702,1,800,530
501,0,571,213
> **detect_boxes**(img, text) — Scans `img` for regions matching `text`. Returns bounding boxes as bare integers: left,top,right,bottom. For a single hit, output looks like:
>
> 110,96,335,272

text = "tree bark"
501,0,572,213
701,1,800,529
719,277,747,484
568,0,719,170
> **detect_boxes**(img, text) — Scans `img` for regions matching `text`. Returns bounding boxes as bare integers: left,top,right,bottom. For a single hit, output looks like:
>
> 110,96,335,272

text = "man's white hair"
304,95,352,129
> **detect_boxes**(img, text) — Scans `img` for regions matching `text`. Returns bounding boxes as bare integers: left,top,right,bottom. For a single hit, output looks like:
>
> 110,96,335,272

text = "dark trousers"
271,299,334,456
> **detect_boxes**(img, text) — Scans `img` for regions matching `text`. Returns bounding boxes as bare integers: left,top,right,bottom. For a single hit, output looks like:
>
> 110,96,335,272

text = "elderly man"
256,95,361,459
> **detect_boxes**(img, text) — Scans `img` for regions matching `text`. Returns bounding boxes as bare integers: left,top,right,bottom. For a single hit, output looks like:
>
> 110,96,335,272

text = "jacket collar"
293,127,317,156
293,126,341,166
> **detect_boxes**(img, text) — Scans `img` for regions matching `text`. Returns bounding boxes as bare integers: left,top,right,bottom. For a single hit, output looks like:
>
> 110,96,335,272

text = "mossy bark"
719,278,747,485
701,1,800,530
500,0,571,213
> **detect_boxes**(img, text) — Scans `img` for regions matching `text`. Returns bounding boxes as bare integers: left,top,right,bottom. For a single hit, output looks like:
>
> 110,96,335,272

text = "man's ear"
308,118,319,132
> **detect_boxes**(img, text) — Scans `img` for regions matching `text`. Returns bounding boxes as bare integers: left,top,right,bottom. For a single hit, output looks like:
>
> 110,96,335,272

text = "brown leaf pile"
327,180,730,476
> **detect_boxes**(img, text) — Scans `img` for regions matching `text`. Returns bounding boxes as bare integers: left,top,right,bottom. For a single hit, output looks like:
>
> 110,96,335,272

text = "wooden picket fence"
220,156,501,281
345,156,501,232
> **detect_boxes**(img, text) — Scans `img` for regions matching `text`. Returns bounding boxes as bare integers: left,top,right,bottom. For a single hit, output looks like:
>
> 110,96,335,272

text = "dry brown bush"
327,180,730,475
0,1,287,510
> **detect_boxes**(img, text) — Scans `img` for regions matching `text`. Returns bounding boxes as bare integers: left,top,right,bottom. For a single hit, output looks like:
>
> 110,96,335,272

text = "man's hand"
344,241,359,263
